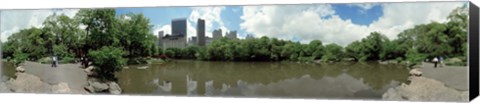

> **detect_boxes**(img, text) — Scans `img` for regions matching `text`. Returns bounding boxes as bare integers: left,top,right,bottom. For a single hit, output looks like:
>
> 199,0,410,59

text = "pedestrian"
432,57,439,68
54,55,58,67
51,55,57,68
439,56,444,67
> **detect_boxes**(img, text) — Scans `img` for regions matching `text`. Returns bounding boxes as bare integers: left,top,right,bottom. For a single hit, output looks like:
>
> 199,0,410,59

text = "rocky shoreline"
1,64,122,95
382,66,469,102
2,66,88,94
83,66,122,94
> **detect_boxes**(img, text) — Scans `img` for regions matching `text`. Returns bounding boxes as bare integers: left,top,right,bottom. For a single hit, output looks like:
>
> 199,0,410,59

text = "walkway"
22,61,88,93
417,62,468,91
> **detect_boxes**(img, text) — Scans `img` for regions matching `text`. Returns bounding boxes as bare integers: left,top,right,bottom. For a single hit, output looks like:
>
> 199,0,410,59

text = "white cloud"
188,6,228,38
152,24,171,37
348,3,379,11
1,9,79,42
240,2,465,46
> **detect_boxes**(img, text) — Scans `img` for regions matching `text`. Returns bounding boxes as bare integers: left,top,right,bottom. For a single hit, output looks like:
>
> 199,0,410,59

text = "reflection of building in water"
186,75,198,95
205,80,214,96
152,78,172,94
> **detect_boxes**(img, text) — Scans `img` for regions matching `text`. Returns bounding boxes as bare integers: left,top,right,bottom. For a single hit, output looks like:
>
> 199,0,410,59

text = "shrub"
88,46,126,81
12,50,28,66
59,56,76,64
38,57,53,64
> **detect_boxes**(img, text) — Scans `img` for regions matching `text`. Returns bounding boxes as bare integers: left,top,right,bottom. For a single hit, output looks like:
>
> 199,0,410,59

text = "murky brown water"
114,60,409,100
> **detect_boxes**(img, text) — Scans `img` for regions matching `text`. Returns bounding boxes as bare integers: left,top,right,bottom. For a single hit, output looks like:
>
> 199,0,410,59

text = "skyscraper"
171,18,187,36
197,18,206,46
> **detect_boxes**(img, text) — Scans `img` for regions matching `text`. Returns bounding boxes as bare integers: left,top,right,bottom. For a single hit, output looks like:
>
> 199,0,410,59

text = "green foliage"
88,46,126,81
321,44,344,62
59,56,76,64
406,48,427,68
12,50,29,66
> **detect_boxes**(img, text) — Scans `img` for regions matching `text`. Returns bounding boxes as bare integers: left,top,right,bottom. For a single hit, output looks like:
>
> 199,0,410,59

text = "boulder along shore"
1,61,122,94
382,62,469,102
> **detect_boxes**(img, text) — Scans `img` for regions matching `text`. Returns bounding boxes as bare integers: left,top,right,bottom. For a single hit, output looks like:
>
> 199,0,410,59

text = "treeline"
162,6,468,66
1,6,468,71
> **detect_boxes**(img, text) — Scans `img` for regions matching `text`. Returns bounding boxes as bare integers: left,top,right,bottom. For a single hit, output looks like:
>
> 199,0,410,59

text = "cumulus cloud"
240,2,465,46
188,6,228,38
152,24,171,37
1,9,79,42
348,3,379,11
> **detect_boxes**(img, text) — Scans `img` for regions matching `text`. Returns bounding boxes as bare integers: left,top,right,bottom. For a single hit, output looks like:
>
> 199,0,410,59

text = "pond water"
115,60,409,100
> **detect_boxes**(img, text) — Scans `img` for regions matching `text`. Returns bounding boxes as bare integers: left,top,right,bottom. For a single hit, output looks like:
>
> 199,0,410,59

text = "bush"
12,50,28,66
38,57,53,64
88,46,126,81
59,56,76,64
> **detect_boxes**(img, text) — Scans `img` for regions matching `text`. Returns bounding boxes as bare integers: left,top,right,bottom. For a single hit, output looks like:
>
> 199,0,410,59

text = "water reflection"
2,60,408,99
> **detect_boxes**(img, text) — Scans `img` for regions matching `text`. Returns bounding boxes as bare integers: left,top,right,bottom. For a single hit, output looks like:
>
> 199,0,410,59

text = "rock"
6,73,52,93
52,82,71,93
409,69,422,77
0,81,11,93
383,76,468,102
89,81,109,92
108,82,122,94
84,66,95,76
137,66,148,69
15,66,25,73
84,85,95,93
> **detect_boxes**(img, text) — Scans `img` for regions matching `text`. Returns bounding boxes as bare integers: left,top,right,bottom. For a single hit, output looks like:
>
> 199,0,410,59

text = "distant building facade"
162,34,187,49
246,34,255,39
196,19,206,46
205,36,213,45
171,18,187,36
188,36,197,46
157,31,164,47
226,31,237,39
157,18,188,49
212,29,222,40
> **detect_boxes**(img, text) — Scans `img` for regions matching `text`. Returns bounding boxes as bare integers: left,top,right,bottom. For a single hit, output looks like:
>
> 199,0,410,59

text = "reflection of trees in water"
200,74,382,99
116,60,408,96
345,62,408,91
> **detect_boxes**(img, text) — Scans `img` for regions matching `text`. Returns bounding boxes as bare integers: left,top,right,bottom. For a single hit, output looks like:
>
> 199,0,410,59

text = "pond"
115,60,409,100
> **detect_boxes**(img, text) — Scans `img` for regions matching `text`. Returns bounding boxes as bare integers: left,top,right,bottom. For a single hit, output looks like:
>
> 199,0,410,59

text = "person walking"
54,55,58,67
51,55,57,68
439,56,444,67
432,57,439,68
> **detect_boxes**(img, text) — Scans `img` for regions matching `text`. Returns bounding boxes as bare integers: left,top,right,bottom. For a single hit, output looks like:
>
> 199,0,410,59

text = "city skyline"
0,2,467,46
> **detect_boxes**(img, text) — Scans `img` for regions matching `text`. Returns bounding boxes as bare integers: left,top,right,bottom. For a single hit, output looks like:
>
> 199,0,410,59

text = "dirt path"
22,61,87,93
417,62,468,91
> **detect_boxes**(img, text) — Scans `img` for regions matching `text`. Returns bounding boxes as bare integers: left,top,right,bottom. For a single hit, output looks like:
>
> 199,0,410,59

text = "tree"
88,46,126,81
321,43,343,62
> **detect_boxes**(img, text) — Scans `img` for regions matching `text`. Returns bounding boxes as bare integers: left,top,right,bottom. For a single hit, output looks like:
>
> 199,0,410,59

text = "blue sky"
114,4,384,40
1,2,467,46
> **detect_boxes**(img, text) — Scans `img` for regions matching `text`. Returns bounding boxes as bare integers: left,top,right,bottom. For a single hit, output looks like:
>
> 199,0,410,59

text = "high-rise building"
226,31,237,39
157,31,164,47
171,18,187,36
160,18,188,49
212,29,222,40
197,19,206,46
